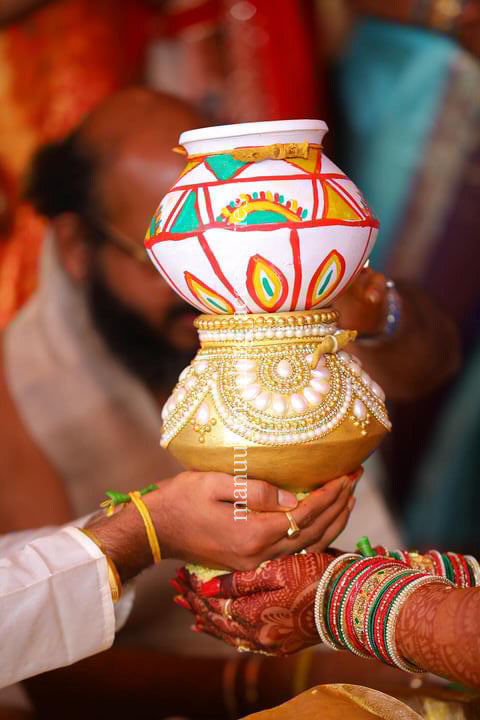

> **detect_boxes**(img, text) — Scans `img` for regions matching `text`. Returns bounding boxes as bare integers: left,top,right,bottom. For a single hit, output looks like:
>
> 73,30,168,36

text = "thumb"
247,479,298,512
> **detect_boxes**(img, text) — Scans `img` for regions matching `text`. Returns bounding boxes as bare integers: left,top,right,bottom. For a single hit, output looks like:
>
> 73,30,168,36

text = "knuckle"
251,481,269,506
298,508,316,528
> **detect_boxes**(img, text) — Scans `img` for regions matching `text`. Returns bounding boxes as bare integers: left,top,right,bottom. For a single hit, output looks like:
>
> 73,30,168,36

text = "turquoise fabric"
405,342,480,551
336,19,457,269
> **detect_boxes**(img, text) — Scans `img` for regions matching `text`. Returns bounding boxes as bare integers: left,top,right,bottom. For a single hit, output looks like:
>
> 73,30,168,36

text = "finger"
291,471,359,530
193,618,262,654
233,474,353,558
213,474,298,511
346,267,373,299
194,611,276,655
364,272,387,305
206,472,240,501
267,487,354,559
245,479,298,512
200,564,278,599
305,502,354,553
200,551,333,599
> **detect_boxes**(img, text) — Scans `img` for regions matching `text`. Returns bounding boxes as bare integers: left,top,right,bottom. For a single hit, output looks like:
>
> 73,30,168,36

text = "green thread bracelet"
101,484,158,516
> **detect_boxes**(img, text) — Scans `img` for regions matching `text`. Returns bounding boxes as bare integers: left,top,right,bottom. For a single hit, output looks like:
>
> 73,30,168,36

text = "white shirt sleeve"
0,526,118,688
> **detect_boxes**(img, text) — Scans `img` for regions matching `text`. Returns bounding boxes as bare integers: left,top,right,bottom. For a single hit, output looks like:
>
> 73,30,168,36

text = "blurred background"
0,0,479,718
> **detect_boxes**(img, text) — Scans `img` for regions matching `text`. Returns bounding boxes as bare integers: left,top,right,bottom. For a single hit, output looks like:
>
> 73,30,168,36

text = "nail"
200,577,221,597
341,477,350,490
353,468,364,486
176,567,188,581
191,624,203,633
348,497,356,511
278,489,297,509
366,289,381,304
173,595,191,610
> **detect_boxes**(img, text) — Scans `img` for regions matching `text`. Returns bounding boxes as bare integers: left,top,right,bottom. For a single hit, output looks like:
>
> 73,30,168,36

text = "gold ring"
285,511,300,538
224,598,233,621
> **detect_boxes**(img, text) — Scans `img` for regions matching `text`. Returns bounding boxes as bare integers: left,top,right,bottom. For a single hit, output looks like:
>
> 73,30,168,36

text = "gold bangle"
128,491,161,565
80,529,122,604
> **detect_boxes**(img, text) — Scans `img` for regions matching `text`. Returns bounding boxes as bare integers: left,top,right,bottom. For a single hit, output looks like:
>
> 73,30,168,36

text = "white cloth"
0,525,131,689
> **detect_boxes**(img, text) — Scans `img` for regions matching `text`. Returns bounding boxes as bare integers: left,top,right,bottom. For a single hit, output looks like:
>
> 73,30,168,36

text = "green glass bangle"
368,571,415,662
441,553,455,583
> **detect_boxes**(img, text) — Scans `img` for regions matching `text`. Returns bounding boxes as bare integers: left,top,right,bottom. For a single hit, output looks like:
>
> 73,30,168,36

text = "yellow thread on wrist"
129,491,161,565
80,528,122,604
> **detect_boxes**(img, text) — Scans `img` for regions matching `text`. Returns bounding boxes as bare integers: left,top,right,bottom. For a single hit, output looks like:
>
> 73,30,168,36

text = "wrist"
141,477,177,561
357,280,402,346
89,504,152,583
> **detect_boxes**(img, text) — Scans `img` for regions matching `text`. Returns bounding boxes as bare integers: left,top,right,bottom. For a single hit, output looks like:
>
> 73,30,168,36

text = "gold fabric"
242,684,422,719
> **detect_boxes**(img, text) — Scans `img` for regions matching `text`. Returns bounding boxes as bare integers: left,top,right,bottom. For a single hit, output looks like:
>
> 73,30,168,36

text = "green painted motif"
246,210,287,225
205,154,246,181
318,269,333,297
171,191,199,233
262,276,274,297
207,297,226,312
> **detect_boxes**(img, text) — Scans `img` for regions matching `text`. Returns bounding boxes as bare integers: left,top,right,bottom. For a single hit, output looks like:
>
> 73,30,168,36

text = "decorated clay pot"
145,120,390,495
145,120,379,314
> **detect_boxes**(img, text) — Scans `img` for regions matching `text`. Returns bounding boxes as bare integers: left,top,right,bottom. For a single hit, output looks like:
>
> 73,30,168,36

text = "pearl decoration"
254,391,272,411
311,368,330,380
303,386,321,406
370,380,385,402
353,398,367,420
179,367,190,382
241,384,262,401
291,393,307,412
361,370,371,386
176,388,186,402
196,403,210,426
310,378,329,394
237,359,257,372
194,361,208,375
271,395,288,416
184,377,197,391
236,372,257,387
276,359,293,378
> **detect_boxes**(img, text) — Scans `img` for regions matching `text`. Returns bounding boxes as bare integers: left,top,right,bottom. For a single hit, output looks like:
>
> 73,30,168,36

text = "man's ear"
51,213,92,282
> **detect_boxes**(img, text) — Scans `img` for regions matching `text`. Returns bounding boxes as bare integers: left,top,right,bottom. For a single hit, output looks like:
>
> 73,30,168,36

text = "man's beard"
86,267,198,393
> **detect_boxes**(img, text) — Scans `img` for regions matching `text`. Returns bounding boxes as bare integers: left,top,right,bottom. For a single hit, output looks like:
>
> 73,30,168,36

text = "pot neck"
194,309,339,347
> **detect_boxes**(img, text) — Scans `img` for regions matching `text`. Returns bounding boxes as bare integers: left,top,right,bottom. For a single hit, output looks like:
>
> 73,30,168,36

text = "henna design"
396,585,480,687
175,552,333,655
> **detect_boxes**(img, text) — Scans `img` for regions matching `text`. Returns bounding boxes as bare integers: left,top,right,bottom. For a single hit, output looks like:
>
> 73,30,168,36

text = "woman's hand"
145,469,360,571
173,551,335,655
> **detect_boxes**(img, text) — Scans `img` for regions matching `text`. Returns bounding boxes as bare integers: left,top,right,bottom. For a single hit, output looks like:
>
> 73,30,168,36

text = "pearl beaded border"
199,323,337,344
160,346,391,446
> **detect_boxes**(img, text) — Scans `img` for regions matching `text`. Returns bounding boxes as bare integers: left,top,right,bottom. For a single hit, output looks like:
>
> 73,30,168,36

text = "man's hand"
89,468,360,582
145,469,360,571
333,267,387,337
173,551,334,655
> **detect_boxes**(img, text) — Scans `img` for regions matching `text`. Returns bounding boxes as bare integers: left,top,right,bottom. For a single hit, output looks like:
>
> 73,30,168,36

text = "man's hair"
25,132,103,244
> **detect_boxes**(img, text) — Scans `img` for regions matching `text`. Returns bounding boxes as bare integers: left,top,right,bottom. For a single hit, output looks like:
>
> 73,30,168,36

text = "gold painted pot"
160,309,390,492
